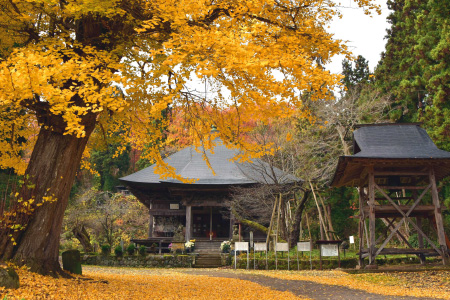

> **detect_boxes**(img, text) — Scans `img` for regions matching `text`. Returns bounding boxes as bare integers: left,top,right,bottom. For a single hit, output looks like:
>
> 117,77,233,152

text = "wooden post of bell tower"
429,167,449,265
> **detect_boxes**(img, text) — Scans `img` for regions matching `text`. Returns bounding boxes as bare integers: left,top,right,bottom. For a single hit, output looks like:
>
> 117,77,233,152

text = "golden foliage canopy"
0,0,378,177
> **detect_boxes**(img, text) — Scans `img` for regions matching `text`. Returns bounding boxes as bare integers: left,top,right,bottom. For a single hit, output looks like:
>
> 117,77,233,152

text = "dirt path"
180,269,436,300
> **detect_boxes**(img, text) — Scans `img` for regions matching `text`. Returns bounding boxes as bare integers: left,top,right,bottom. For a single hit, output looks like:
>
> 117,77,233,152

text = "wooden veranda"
331,124,450,267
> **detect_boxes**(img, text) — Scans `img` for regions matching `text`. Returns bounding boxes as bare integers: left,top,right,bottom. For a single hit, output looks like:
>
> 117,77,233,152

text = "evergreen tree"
341,55,370,91
375,0,422,122
414,0,450,150
375,0,450,149
91,144,131,192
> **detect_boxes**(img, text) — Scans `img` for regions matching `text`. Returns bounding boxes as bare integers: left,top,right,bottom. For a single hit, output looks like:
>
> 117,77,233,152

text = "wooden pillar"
209,206,213,240
412,189,426,264
229,210,235,240
416,217,426,264
185,205,192,242
148,214,154,238
429,167,449,265
358,185,365,267
148,202,153,238
416,217,424,249
368,167,376,265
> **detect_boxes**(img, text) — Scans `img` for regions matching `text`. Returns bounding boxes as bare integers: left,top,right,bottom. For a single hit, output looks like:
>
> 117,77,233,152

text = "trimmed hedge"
82,254,195,268
234,255,441,270
235,257,357,270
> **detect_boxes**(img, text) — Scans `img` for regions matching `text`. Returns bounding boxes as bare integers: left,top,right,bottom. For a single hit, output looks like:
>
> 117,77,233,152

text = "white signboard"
349,236,355,244
169,203,179,210
297,241,311,252
235,242,249,251
275,242,289,252
234,242,250,270
254,243,267,252
321,244,339,257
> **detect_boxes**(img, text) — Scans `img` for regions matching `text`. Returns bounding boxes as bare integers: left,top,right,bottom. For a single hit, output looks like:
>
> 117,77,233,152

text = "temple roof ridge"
120,137,300,186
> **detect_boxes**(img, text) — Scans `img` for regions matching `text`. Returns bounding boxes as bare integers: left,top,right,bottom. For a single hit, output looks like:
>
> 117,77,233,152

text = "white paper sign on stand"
254,243,267,252
297,241,312,270
275,242,290,270
235,242,249,251
253,242,268,270
297,242,311,252
349,235,355,250
275,243,289,252
234,242,249,269
321,244,339,257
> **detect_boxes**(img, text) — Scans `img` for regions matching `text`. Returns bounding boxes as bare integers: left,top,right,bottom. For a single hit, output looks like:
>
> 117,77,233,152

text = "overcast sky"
326,0,392,74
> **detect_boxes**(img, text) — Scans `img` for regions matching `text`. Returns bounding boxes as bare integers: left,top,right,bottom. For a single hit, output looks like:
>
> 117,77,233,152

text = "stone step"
196,258,221,263
194,242,222,253
195,242,221,245
195,243,221,246
196,253,221,258
194,254,222,268
195,248,220,251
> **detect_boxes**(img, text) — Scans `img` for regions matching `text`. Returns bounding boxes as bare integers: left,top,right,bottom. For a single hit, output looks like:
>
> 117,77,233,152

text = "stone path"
180,269,436,300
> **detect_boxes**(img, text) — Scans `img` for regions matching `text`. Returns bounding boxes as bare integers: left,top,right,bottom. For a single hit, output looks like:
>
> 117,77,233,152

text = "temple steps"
192,241,223,267
193,241,222,253
194,253,222,268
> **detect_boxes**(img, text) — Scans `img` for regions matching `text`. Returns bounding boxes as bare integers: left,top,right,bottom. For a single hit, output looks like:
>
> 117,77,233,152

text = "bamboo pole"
316,185,332,237
275,193,282,270
266,196,278,248
309,181,329,240
276,193,282,244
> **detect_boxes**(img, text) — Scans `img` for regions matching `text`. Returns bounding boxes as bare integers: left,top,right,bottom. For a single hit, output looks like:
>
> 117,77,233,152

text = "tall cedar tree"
341,55,370,91
375,0,450,149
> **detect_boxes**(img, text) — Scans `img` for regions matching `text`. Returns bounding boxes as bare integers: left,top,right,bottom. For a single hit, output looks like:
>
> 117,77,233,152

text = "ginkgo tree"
0,0,378,274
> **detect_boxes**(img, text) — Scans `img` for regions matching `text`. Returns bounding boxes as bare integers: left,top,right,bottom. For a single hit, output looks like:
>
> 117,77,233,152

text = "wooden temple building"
331,123,450,266
120,134,300,251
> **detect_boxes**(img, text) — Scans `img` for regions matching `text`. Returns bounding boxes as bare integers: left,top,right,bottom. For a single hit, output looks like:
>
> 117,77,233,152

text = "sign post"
234,242,249,270
297,241,312,270
349,235,355,250
275,242,289,270
253,242,267,270
316,240,342,270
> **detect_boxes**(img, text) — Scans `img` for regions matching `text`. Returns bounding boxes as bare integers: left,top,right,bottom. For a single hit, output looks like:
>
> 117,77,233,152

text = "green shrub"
139,246,147,256
127,244,136,255
115,245,123,257
101,244,111,256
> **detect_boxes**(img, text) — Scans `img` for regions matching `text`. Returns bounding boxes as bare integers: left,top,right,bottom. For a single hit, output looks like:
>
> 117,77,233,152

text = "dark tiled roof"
353,124,450,159
331,124,450,187
120,138,300,186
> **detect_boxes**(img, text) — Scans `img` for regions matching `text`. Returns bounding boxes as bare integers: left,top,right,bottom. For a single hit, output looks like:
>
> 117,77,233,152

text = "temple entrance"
192,206,229,239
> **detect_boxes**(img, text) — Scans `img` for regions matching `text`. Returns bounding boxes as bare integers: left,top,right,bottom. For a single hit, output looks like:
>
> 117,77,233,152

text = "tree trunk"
325,203,337,240
72,224,93,253
289,190,310,247
0,113,96,275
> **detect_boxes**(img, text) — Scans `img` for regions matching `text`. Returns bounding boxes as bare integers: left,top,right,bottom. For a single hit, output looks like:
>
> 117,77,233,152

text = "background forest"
1,0,450,256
